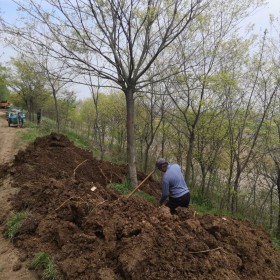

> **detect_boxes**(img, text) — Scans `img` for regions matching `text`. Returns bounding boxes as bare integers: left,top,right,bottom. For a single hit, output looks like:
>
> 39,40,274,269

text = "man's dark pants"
166,192,190,214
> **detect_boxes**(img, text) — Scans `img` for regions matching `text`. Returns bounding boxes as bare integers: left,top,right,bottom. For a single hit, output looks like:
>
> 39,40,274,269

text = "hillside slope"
1,133,280,280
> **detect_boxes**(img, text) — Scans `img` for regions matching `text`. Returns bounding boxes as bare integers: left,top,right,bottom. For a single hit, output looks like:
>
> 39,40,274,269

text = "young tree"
35,49,77,133
135,85,166,172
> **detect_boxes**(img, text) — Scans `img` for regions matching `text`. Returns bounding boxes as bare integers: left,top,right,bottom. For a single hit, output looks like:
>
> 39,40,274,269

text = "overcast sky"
247,0,280,33
0,0,280,99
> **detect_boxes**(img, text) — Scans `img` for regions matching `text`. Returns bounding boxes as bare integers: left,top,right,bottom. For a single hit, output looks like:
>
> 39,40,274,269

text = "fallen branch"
96,200,108,207
189,247,222,254
73,159,89,178
98,166,110,183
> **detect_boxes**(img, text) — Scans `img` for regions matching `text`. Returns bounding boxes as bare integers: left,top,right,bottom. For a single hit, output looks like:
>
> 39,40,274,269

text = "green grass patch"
19,118,92,153
191,203,246,220
112,178,156,203
190,190,246,220
64,129,90,149
5,211,29,239
112,177,133,195
20,117,91,153
272,237,280,252
31,252,57,280
19,118,56,144
135,191,156,203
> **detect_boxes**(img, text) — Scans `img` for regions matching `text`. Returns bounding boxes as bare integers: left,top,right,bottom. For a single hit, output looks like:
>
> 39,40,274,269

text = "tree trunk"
185,130,195,181
143,145,149,173
201,166,206,194
52,88,60,133
161,119,166,157
276,167,280,238
231,163,241,213
270,186,273,230
143,142,152,173
125,89,138,187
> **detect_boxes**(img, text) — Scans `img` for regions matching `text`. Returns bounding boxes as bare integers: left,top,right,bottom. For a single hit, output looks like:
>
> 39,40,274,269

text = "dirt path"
0,110,38,280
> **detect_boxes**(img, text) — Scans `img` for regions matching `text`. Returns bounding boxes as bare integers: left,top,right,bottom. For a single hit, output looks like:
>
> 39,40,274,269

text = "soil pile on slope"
1,133,280,280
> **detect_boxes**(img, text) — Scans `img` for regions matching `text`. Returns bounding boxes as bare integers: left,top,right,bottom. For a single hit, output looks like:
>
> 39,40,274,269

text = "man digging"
156,158,190,214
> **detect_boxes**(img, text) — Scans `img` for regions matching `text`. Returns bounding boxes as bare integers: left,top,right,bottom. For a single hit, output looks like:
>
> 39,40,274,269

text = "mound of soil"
1,133,280,280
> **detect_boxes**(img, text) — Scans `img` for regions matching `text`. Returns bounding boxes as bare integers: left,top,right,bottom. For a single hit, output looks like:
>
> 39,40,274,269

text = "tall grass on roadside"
31,252,57,280
5,211,29,239
20,118,56,144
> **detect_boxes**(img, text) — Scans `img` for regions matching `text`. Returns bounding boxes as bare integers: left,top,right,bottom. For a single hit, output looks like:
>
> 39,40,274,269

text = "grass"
112,177,133,195
31,252,57,280
272,236,280,252
190,190,247,219
191,200,246,221
20,118,91,153
135,191,156,203
5,211,29,239
19,118,56,144
112,178,156,203
64,129,91,149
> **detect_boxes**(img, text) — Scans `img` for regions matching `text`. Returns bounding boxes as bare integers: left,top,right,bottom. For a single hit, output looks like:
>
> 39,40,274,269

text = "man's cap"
156,158,168,169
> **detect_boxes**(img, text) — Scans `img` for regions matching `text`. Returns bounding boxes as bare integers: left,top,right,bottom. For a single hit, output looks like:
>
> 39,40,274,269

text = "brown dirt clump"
1,132,280,280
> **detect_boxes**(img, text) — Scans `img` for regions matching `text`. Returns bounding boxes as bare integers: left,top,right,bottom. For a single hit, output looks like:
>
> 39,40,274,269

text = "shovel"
126,168,156,198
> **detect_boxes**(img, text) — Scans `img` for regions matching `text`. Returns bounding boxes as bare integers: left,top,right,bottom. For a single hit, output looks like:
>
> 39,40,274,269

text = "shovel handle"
127,169,156,198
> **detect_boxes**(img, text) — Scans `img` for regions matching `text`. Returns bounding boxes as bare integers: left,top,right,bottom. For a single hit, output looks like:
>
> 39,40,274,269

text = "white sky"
1,0,280,99
247,0,280,33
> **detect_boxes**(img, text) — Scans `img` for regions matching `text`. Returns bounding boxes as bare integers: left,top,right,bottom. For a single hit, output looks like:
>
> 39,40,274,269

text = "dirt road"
0,110,19,165
0,110,38,280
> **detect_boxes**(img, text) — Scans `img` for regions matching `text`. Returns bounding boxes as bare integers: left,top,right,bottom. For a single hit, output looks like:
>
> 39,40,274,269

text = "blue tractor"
7,109,25,127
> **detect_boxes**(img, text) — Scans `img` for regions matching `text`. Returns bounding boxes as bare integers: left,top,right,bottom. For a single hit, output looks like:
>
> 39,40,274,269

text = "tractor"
7,109,25,127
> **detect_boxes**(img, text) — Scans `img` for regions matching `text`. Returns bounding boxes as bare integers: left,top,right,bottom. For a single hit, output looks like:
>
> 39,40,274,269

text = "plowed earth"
1,129,280,279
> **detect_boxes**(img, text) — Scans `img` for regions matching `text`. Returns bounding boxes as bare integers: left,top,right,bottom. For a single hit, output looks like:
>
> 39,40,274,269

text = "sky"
1,0,280,99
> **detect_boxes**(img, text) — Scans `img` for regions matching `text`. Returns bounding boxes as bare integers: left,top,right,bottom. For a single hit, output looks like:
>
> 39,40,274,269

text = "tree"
78,92,127,161
162,0,265,183
0,65,10,101
57,89,77,130
223,31,279,213
1,0,213,187
79,98,96,140
135,86,166,172
257,117,280,238
10,56,49,120
8,38,78,132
